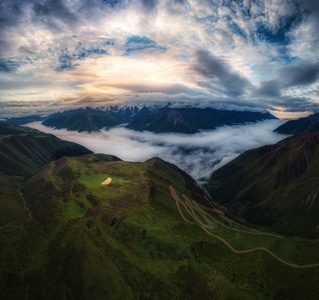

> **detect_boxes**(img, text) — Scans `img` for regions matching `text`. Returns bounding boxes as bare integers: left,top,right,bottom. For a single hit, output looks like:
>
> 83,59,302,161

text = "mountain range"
126,107,275,133
6,105,276,134
1,121,319,298
41,106,134,132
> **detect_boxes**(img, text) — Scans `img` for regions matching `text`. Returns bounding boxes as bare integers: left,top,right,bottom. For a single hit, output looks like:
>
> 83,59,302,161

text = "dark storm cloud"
253,61,319,110
262,95,316,113
32,0,78,28
255,80,281,98
0,1,24,26
277,62,319,88
192,49,252,97
173,0,187,4
0,1,28,54
141,0,158,11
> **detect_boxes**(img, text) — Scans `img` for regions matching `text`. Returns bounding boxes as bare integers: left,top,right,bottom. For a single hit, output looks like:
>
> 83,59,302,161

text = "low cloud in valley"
27,120,289,184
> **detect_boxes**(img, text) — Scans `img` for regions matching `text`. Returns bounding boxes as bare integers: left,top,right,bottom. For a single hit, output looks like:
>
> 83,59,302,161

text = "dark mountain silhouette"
42,107,122,132
126,107,276,133
5,115,44,125
274,112,319,135
17,106,276,133
41,106,142,132
0,122,92,176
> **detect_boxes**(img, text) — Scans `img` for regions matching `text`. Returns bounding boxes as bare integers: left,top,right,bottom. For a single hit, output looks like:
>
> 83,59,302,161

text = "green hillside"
1,154,319,299
207,130,319,239
0,122,92,176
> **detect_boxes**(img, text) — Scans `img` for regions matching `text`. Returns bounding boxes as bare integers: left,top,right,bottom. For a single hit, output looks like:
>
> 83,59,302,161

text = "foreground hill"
126,107,276,133
0,122,92,176
207,130,319,238
1,152,319,298
274,112,319,135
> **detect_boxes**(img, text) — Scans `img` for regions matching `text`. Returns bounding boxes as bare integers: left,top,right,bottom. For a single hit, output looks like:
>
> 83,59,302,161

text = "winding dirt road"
169,185,319,269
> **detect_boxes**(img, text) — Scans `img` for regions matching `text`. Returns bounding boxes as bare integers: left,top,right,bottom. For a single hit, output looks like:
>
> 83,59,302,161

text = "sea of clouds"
27,120,289,184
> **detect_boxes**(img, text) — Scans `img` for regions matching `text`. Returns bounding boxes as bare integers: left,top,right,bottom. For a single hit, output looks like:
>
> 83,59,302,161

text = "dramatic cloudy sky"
1,0,319,117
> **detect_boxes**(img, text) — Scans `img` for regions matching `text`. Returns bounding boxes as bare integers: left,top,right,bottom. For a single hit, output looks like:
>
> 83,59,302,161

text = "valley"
1,118,319,299
25,118,287,183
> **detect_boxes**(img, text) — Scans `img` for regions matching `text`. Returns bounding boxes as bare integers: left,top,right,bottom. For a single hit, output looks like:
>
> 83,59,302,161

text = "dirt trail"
187,194,283,239
170,186,192,224
169,185,319,269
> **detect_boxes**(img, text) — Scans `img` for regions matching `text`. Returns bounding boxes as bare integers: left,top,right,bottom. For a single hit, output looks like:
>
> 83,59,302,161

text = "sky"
1,0,319,117
27,119,288,183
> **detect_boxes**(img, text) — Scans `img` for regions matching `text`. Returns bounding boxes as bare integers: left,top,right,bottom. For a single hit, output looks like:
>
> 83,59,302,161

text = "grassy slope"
1,154,319,299
0,122,92,176
207,131,319,238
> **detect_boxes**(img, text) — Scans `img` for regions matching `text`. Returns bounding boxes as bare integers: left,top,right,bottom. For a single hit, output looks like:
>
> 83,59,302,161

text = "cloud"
0,0,318,114
287,1,319,62
141,0,158,11
32,0,78,30
254,80,281,97
26,119,288,184
277,62,319,88
192,49,252,97
95,82,207,96
55,46,108,71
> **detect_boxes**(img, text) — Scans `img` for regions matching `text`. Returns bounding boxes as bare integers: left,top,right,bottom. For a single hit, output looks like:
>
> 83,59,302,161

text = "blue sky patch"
124,35,167,56
102,0,121,7
0,59,19,73
55,45,108,71
257,15,300,45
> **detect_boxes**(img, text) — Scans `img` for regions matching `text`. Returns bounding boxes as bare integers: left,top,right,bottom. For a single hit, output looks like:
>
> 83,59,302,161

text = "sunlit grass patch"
63,197,92,220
